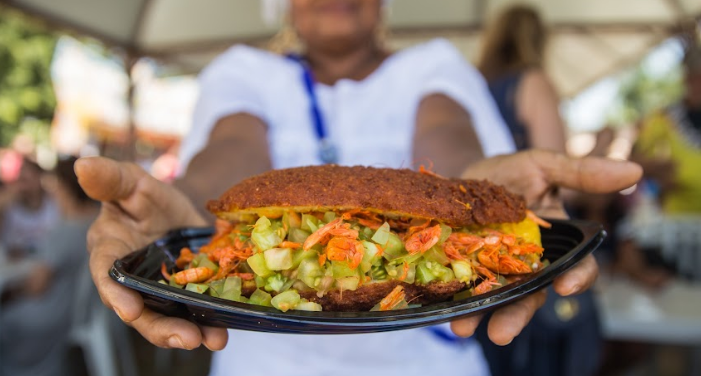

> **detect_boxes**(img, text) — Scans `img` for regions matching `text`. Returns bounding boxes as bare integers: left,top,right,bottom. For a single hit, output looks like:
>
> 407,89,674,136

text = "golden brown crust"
207,165,526,227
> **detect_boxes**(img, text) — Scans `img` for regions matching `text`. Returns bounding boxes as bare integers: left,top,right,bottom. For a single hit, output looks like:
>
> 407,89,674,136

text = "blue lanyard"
287,54,339,164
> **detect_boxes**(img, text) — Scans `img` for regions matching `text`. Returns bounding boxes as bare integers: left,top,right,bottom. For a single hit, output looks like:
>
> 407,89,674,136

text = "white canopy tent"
3,0,700,98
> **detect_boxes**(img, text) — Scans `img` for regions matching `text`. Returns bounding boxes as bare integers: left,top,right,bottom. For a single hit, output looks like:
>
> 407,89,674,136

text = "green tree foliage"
0,5,58,146
607,51,684,126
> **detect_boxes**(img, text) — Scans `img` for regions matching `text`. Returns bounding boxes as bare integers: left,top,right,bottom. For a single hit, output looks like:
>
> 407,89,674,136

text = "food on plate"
160,165,550,312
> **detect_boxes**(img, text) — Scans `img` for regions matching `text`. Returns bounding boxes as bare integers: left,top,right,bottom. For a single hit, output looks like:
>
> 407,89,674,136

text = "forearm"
175,113,272,221
413,94,485,178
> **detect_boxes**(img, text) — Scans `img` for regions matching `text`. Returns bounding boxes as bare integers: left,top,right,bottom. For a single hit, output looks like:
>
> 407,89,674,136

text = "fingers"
532,150,643,194
450,314,483,338
129,309,206,350
200,325,229,351
89,237,145,322
486,289,547,345
75,157,147,202
552,254,599,296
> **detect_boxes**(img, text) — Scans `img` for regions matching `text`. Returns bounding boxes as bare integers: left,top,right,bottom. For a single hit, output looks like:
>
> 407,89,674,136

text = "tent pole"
123,51,138,162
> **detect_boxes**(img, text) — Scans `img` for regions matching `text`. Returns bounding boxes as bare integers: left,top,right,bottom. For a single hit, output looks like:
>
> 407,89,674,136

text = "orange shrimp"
175,247,195,269
172,266,215,285
443,241,465,260
474,278,501,295
279,241,302,249
379,285,406,311
404,224,442,255
477,247,532,275
303,218,344,250
325,236,365,269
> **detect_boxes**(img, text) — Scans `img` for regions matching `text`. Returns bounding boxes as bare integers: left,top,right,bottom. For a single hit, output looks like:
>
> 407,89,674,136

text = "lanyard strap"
287,54,338,164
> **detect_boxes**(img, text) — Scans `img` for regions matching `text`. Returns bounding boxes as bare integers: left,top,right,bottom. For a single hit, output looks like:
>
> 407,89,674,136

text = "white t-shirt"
182,39,515,376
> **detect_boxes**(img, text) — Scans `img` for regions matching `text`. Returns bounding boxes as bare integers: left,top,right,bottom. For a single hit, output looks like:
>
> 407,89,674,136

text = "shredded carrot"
160,262,171,281
527,210,552,228
398,262,410,281
459,184,467,194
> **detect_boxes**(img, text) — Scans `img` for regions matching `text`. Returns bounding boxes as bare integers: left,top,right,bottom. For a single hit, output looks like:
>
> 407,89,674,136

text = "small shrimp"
474,278,501,295
325,236,365,269
172,266,215,285
303,218,344,250
443,241,465,260
477,247,532,275
279,241,302,249
379,285,406,311
404,224,442,255
175,247,195,269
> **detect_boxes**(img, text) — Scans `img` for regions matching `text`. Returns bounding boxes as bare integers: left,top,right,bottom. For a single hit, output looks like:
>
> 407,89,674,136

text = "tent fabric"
3,0,700,97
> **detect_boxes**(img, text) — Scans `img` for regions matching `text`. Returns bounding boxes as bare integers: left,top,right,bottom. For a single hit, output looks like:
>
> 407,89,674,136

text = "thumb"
535,151,643,194
75,157,147,202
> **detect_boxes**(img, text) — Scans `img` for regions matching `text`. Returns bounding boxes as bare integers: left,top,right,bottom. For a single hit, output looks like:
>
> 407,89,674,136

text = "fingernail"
168,335,185,349
114,308,125,322
568,284,582,295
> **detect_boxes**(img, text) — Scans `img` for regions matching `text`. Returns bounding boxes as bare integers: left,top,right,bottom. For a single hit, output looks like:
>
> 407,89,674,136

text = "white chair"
659,216,701,281
68,262,138,376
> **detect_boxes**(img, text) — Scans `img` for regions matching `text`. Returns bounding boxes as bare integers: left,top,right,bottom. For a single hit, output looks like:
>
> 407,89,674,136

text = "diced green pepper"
423,246,450,266
382,233,406,260
248,289,273,307
208,279,226,297
295,300,322,311
247,252,273,278
283,211,302,230
323,211,336,223
371,222,391,245
427,261,455,282
169,277,184,289
264,273,288,293
185,283,209,294
264,248,293,270
271,290,301,312
416,262,437,284
251,216,282,251
438,224,452,245
298,258,324,289
301,214,320,232
193,253,219,273
385,262,416,284
451,260,473,283
335,276,360,291
331,261,360,279
360,241,382,273
288,228,311,244
291,248,317,269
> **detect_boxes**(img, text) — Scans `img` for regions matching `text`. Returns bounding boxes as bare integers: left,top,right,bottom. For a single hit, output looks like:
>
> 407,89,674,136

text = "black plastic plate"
110,219,604,334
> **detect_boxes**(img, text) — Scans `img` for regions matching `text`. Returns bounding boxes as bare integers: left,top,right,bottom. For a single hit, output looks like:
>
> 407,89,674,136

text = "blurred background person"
474,5,601,376
619,42,701,283
476,4,566,153
0,157,59,261
0,156,99,376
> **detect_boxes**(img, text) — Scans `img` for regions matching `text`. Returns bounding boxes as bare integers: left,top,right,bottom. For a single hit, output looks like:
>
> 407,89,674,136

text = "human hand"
76,157,228,350
451,150,642,344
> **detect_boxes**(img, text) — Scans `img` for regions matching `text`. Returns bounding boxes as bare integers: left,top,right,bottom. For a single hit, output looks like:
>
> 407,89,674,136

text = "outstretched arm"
451,150,642,344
